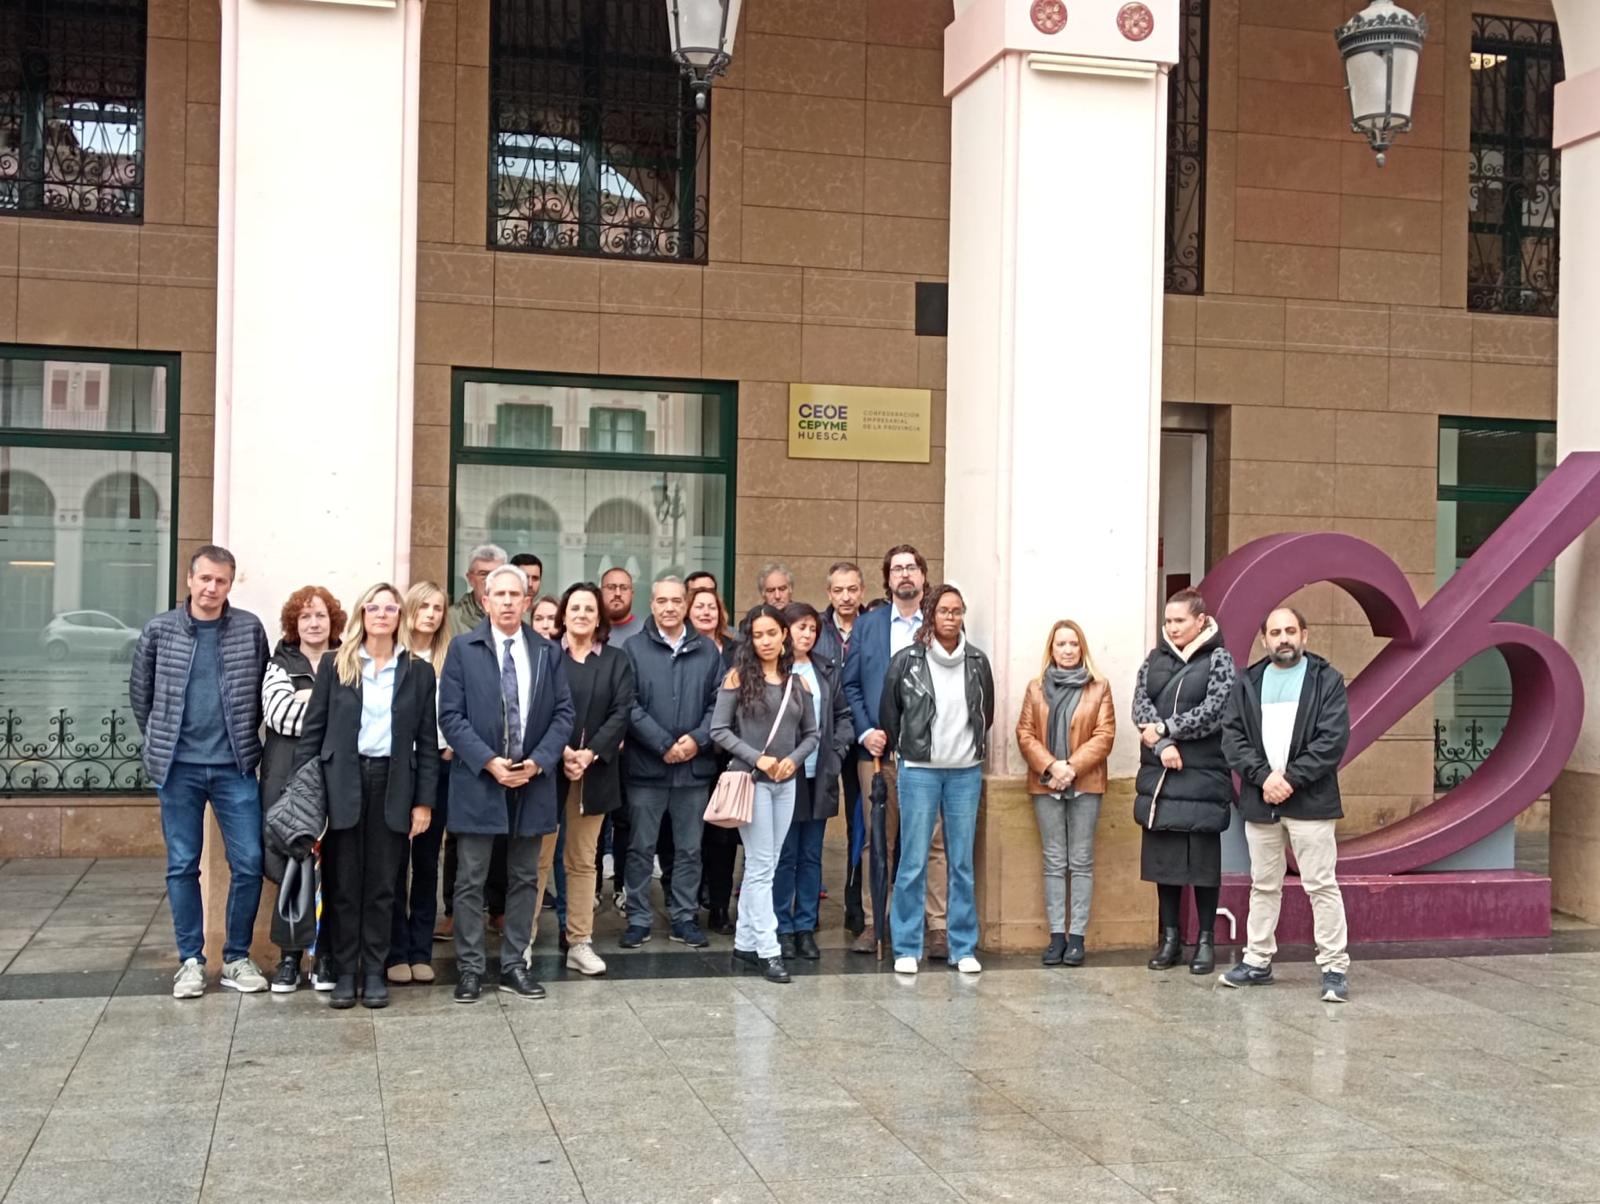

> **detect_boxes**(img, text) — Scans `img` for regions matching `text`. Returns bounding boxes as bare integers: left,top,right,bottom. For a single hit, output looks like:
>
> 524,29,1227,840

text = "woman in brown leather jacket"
1016,619,1116,967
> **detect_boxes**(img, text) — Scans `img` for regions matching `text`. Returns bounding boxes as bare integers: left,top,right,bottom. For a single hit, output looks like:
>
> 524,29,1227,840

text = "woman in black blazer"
295,582,441,1009
554,582,635,977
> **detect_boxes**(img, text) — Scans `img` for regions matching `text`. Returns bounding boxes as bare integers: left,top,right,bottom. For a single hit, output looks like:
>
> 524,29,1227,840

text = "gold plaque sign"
787,384,932,464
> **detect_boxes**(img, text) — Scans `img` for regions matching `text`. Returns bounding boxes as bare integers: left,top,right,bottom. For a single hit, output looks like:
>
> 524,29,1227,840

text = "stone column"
1550,2,1600,922
943,0,1176,950
200,0,425,967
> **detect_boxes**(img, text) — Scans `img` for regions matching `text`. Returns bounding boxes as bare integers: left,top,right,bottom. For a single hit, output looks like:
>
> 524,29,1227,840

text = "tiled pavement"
4,858,1600,1203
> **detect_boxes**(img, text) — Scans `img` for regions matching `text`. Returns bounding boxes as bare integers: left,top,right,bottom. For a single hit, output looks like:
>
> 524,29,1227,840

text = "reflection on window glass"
455,463,726,593
1,351,176,793
1433,419,1554,793
462,381,720,457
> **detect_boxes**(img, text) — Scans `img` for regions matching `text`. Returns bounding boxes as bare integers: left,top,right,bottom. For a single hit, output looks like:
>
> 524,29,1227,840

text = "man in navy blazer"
439,563,574,1003
841,544,947,957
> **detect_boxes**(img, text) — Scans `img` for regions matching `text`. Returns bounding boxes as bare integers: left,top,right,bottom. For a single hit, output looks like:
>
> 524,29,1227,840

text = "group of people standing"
129,538,1354,1009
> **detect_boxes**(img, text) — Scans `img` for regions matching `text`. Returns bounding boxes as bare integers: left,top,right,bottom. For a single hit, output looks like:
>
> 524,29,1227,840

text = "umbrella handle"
872,756,882,774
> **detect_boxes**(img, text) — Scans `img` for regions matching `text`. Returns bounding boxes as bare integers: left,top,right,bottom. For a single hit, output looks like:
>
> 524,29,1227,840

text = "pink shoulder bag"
703,677,795,829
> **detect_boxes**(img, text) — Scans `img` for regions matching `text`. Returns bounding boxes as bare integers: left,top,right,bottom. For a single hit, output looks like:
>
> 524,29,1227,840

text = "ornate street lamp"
1334,0,1428,166
665,0,743,111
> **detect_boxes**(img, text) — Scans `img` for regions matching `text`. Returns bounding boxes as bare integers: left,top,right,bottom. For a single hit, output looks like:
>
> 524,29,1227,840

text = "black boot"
1062,934,1086,968
1147,927,1183,970
330,974,358,1009
1042,933,1068,966
1189,932,1215,976
361,972,390,1008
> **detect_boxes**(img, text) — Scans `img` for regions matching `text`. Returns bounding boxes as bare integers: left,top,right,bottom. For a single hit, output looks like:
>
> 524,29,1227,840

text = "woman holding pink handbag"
710,605,819,983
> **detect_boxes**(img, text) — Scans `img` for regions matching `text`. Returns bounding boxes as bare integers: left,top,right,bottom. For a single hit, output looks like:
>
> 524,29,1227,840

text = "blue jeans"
734,779,795,959
774,790,827,934
892,763,981,962
158,761,264,965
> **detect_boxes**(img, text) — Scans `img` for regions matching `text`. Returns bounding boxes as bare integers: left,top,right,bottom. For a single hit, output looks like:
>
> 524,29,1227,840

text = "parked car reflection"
39,611,140,662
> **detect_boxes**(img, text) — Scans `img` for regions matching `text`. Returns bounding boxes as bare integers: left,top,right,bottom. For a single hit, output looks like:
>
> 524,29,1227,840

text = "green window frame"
450,369,736,595
1,344,181,795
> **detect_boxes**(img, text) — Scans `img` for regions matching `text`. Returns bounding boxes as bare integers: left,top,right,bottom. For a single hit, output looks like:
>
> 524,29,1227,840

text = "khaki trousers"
532,794,606,945
857,758,946,933
1243,816,1350,973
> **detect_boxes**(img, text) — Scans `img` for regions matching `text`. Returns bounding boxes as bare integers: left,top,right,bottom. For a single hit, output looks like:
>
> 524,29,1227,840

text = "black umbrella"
869,757,890,960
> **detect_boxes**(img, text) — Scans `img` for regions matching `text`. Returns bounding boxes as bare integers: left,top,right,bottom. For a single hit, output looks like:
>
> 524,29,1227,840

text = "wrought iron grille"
1164,0,1207,294
1468,15,1562,318
0,0,145,221
2,708,148,792
490,0,709,263
1434,716,1497,792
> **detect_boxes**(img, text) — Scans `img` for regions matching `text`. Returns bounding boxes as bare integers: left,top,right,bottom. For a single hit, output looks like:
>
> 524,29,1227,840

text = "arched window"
83,472,162,625
487,492,561,563
0,470,57,633
585,497,653,584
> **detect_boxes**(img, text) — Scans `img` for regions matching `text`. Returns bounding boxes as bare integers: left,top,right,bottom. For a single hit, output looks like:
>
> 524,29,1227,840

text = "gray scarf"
1042,665,1091,772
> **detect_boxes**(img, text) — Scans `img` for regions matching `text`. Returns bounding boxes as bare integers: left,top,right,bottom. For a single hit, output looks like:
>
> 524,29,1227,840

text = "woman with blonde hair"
387,580,452,985
295,583,441,1009
1016,619,1116,967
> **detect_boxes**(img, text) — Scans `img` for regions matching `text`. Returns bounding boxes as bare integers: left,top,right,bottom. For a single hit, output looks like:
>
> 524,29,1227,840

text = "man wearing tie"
438,563,575,1003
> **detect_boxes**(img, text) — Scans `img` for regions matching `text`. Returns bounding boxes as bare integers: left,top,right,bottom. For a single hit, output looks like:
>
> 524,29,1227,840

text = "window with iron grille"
490,0,709,262
1468,15,1562,317
1164,0,1207,295
0,0,145,221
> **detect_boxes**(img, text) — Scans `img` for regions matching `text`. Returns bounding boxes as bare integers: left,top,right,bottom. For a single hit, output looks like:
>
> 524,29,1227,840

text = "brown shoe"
410,963,435,984
489,914,505,934
926,930,949,960
850,932,876,955
386,963,412,985
433,916,453,941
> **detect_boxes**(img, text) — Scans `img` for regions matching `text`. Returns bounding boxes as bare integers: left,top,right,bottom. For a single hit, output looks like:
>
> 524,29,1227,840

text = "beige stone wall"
1170,0,1559,839
0,1,218,856
409,0,953,605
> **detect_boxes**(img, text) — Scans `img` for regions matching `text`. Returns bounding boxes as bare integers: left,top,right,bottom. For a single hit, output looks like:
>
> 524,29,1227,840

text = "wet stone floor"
3,857,1600,1203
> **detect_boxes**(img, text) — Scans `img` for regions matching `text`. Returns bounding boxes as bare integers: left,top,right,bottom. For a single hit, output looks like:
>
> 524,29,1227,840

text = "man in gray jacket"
130,545,270,1000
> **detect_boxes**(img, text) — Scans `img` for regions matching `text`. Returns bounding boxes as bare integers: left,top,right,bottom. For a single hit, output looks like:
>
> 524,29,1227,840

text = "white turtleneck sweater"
904,638,978,769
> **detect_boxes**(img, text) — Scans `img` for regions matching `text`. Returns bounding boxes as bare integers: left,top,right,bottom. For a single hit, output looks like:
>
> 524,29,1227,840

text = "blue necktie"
502,638,523,761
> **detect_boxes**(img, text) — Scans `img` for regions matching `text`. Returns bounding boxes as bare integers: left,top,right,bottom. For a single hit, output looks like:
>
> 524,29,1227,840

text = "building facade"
2,0,1595,951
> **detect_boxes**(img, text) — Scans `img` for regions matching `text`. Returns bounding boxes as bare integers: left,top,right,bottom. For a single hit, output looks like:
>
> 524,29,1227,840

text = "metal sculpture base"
1184,870,1552,946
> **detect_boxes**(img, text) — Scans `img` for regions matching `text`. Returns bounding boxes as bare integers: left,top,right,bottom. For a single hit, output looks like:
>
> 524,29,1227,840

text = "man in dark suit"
438,563,574,1003
841,544,947,957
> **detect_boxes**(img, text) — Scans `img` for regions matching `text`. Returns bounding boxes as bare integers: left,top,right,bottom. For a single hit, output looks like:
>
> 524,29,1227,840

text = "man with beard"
1220,606,1352,1002
842,544,948,958
601,567,643,647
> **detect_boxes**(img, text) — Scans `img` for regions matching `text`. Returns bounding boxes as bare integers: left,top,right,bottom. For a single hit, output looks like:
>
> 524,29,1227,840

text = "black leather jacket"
879,641,995,764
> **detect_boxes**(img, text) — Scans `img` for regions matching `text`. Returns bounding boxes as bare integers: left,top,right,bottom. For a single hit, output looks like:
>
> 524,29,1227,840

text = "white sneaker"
613,890,627,915
173,957,205,999
894,956,918,975
957,956,983,974
566,941,607,977
220,957,268,993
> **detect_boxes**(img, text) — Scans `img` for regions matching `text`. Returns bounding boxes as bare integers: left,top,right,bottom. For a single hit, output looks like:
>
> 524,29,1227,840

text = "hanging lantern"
665,0,743,111
1335,0,1428,167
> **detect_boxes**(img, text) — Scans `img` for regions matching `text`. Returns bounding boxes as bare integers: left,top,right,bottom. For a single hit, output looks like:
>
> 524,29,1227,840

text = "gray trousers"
626,785,706,929
1033,792,1102,936
453,832,542,976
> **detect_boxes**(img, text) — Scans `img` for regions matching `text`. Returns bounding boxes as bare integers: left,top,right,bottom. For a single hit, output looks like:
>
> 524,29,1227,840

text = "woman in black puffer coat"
1131,588,1236,976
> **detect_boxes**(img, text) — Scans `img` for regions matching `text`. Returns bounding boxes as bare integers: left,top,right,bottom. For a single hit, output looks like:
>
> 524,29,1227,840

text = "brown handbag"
703,677,795,829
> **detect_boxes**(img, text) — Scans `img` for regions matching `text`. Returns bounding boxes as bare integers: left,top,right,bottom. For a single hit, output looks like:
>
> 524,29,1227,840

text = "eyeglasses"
888,564,920,576
935,607,965,619
602,583,631,593
363,603,400,615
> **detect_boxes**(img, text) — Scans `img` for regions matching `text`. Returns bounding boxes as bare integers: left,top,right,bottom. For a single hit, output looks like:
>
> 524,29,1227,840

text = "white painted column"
944,0,1176,950
1550,2,1600,921
207,0,423,964
213,0,423,618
